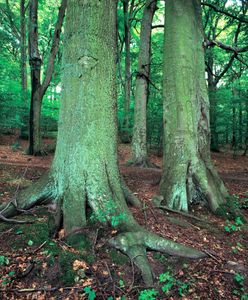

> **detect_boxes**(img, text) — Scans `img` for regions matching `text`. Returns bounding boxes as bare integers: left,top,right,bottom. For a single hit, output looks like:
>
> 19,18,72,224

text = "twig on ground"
33,241,47,254
203,249,223,263
157,205,210,223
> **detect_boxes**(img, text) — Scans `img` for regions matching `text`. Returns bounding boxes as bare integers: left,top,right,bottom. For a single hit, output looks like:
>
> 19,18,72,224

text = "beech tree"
131,0,157,166
159,0,228,212
0,0,205,285
28,0,66,155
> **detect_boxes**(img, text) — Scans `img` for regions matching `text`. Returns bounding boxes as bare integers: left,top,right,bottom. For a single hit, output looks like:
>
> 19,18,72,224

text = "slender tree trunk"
232,105,237,149
28,0,67,155
207,54,219,151
238,101,243,147
159,0,227,212
122,0,132,142
131,0,157,167
20,0,27,93
28,0,42,155
1,0,206,285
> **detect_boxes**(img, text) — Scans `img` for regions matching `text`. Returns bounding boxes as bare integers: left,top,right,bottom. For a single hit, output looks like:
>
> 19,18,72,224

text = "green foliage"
224,216,244,233
0,256,9,266
233,273,248,299
119,279,125,288
159,271,190,297
232,242,243,254
1,270,15,287
215,195,245,221
83,286,97,300
138,288,158,300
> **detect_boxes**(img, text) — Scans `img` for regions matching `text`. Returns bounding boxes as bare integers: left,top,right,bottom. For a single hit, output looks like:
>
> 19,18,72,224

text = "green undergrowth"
215,195,247,222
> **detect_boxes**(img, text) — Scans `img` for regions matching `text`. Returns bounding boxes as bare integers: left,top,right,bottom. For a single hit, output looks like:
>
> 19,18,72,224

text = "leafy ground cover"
0,134,247,299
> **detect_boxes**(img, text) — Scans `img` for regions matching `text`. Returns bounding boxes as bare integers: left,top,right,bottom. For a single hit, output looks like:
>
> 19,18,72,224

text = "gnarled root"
0,174,55,221
160,160,228,213
109,230,206,285
120,176,142,208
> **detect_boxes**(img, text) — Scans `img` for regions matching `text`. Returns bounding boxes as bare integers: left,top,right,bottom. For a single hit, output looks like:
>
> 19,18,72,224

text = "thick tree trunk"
131,0,157,167
159,0,228,212
1,0,206,285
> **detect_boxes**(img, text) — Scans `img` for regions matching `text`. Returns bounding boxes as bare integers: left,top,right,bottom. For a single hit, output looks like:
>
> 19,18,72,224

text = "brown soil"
0,135,247,299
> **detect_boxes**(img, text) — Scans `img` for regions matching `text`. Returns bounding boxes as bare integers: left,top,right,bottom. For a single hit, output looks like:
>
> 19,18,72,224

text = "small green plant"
233,273,248,299
0,256,9,266
1,271,15,286
224,216,244,233
159,271,190,297
27,239,34,246
138,288,158,300
232,242,243,254
119,279,125,288
83,286,96,300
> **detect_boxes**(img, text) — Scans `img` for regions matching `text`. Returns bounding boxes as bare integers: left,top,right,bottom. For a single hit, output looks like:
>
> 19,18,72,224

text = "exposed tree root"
0,172,207,286
0,174,54,220
109,231,206,285
160,159,228,213
120,176,142,207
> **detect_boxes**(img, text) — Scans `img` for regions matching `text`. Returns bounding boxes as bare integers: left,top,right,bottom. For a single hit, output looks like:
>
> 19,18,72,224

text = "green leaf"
162,282,174,293
119,279,125,288
0,256,9,266
28,240,34,246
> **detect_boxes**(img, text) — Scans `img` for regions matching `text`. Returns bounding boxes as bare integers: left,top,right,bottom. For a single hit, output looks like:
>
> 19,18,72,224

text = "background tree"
131,0,157,167
203,0,248,152
159,0,228,212
28,0,66,155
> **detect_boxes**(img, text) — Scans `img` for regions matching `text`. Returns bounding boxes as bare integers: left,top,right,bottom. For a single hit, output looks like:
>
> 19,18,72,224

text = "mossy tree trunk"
131,0,157,167
159,0,228,212
1,0,206,285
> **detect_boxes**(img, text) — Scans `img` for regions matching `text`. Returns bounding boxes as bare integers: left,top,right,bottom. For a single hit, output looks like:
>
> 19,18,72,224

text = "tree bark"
131,0,157,167
28,0,42,155
159,0,228,212
20,0,27,93
122,0,132,142
1,0,206,285
28,0,67,155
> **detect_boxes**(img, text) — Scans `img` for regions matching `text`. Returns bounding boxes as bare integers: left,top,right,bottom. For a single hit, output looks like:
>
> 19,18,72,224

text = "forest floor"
0,133,247,300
